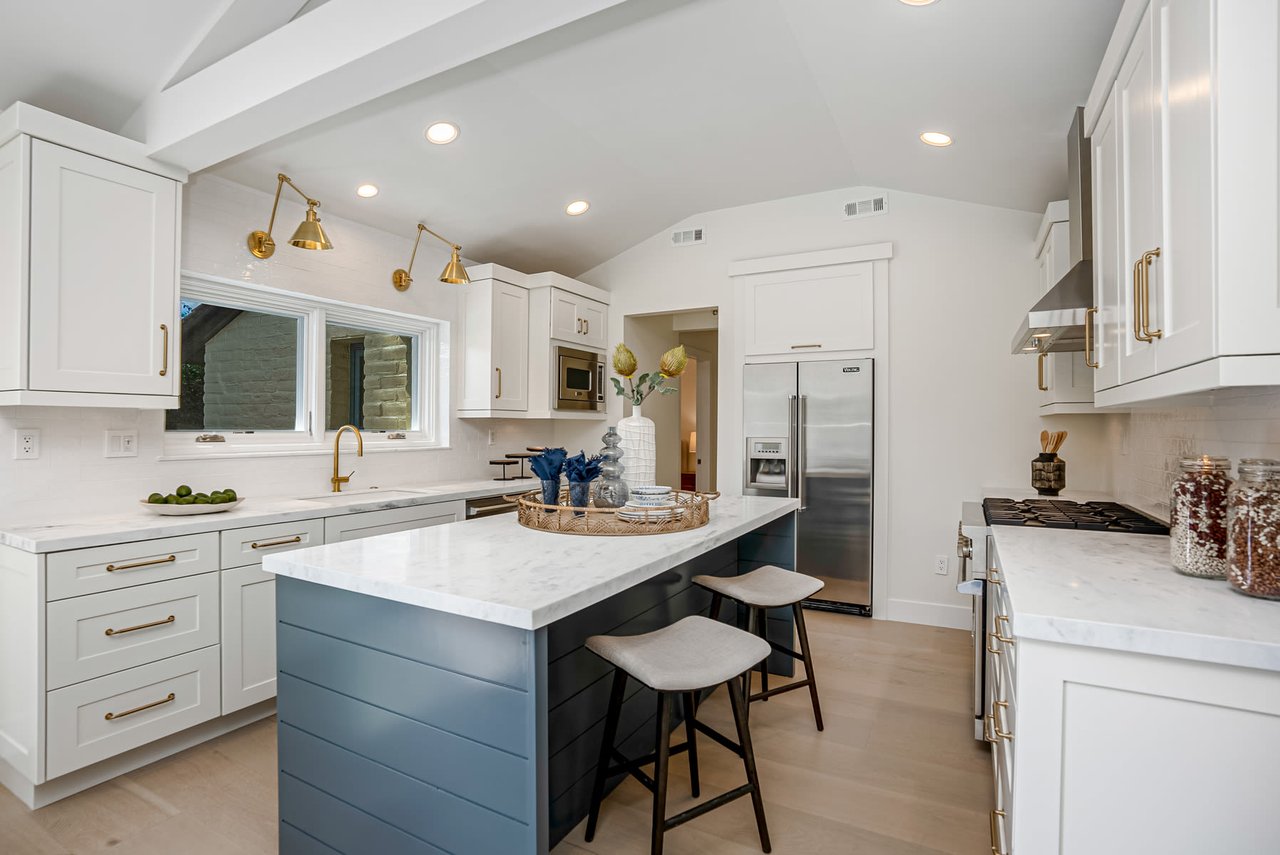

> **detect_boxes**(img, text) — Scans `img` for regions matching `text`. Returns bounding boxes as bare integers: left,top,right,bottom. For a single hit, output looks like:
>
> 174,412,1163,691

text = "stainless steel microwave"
556,346,605,411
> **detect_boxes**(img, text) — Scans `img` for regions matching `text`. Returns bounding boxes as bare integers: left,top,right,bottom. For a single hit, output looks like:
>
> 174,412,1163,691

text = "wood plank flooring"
0,612,993,854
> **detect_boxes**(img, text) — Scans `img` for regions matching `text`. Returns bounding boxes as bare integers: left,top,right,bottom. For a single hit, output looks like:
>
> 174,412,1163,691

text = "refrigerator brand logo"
843,367,860,373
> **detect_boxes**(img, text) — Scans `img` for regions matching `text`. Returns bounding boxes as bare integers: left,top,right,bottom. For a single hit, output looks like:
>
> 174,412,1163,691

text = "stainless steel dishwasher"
465,494,518,520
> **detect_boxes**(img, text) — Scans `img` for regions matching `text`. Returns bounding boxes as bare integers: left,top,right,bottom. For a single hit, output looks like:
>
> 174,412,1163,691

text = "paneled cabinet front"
459,278,529,412
550,287,607,349
742,262,874,357
25,140,179,398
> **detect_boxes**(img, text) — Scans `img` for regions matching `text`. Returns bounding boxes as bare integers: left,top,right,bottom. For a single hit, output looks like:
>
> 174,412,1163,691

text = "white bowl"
632,485,673,495
140,499,244,516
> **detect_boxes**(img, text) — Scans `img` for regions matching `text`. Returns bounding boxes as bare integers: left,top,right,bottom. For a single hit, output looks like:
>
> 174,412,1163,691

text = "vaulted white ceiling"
2,0,1122,276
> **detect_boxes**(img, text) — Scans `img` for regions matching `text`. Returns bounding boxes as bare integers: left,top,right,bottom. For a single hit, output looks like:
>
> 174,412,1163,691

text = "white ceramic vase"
617,405,656,489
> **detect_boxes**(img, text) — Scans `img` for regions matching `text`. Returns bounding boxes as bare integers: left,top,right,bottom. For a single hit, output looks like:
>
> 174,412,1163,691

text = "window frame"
162,273,449,460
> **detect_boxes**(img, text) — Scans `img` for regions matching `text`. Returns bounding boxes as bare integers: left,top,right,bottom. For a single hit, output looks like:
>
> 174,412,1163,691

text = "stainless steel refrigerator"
743,359,873,615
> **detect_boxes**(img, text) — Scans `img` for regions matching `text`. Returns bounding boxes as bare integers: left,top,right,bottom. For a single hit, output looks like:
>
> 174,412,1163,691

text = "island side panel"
544,538,742,847
738,511,798,677
274,577,547,855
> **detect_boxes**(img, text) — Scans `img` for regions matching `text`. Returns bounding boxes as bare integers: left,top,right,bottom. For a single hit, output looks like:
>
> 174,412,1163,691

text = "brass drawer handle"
993,700,1014,741
1132,258,1150,342
105,615,175,637
790,343,822,350
987,632,1003,655
1140,247,1163,339
1036,352,1048,391
159,324,169,377
1084,306,1099,368
495,366,503,399
106,555,176,573
994,614,1015,644
251,536,302,550
984,713,999,744
105,692,176,721
990,809,1006,855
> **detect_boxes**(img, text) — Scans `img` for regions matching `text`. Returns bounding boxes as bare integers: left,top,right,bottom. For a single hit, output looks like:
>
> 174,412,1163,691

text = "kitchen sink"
297,488,437,503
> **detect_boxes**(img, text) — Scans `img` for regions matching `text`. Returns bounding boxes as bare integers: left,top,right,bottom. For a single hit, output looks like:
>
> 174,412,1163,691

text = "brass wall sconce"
247,173,333,259
392,223,470,291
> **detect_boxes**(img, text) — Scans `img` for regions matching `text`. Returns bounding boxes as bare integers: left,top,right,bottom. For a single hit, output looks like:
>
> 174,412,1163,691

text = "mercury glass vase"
593,427,630,509
617,405,656,489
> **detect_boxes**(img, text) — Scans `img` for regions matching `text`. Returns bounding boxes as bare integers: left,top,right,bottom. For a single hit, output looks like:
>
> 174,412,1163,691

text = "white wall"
0,176,553,524
557,186,1114,628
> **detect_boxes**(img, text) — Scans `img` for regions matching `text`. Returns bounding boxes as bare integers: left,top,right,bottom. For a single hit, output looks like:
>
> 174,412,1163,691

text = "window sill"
159,439,451,462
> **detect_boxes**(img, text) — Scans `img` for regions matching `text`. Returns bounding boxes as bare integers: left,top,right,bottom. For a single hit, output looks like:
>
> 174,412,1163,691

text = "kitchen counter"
264,494,799,629
992,525,1280,672
0,478,522,553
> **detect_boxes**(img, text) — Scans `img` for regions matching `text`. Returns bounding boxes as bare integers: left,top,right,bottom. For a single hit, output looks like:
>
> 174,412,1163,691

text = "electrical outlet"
14,429,40,460
933,555,949,576
104,429,139,458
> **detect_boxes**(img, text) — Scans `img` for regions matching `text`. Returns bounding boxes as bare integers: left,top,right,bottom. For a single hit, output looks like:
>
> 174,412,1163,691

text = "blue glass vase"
569,481,591,516
540,479,560,512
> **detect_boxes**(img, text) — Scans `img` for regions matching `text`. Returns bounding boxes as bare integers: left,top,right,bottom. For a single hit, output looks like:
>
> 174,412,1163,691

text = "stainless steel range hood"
1012,107,1093,354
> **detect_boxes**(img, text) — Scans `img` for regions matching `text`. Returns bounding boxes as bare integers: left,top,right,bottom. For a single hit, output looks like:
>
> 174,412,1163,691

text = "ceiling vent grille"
671,227,705,246
844,195,888,219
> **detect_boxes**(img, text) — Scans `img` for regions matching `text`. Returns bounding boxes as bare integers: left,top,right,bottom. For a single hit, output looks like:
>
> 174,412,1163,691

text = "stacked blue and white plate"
618,486,684,521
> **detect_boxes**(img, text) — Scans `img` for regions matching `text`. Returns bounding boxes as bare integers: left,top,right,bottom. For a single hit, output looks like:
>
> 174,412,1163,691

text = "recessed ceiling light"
425,122,459,145
356,184,379,198
920,131,953,147
899,0,939,6
565,200,590,216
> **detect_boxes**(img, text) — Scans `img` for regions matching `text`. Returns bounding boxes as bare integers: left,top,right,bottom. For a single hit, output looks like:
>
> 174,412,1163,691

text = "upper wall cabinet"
0,104,186,408
458,274,530,413
741,261,875,357
1087,0,1280,406
1035,206,1095,414
550,287,607,350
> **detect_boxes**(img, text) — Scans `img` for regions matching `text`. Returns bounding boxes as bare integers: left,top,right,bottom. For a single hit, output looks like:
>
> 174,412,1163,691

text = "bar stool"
584,615,773,855
693,566,825,731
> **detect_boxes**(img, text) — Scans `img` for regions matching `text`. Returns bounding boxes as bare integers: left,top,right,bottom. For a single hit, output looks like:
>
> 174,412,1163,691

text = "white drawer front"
46,646,220,779
46,573,220,689
47,533,220,601
220,518,324,569
323,501,463,543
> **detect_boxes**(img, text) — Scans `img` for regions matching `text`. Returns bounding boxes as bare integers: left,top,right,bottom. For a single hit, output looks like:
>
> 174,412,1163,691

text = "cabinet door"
1116,6,1161,384
1092,87,1123,392
323,502,463,542
577,299,607,349
220,565,276,714
28,141,178,395
492,281,528,411
550,289,581,342
1150,0,1215,373
743,262,874,356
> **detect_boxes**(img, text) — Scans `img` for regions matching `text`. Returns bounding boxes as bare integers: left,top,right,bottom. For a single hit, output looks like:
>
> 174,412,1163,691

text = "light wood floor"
0,613,992,855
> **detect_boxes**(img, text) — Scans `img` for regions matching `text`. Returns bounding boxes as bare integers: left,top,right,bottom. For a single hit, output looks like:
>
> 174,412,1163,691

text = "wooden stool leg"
728,675,772,853
755,608,770,702
793,603,824,731
585,669,628,842
682,691,700,798
744,609,759,719
651,692,673,855
708,592,723,622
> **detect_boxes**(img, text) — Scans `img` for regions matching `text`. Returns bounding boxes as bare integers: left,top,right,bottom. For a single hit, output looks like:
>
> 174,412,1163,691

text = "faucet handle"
344,470,355,482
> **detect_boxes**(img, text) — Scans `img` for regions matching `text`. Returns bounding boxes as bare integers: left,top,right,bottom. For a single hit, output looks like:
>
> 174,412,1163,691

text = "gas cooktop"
982,498,1169,536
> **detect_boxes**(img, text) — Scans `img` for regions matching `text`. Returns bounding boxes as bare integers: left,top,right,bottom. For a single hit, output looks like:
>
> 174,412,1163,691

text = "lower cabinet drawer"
46,573,220,689
46,646,221,779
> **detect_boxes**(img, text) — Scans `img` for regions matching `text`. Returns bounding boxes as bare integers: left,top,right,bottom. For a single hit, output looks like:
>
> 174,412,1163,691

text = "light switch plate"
14,429,40,460
105,429,139,458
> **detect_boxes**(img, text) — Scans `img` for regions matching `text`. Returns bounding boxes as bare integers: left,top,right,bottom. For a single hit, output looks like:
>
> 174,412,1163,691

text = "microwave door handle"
595,361,605,401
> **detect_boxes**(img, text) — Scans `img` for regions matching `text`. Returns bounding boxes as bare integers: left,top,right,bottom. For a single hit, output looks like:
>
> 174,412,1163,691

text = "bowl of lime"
140,485,242,516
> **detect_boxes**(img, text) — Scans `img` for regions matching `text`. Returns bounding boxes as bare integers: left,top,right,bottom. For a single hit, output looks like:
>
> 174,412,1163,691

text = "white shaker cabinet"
220,566,277,714
458,276,529,413
741,261,875,357
1034,211,1094,413
550,287,608,349
1090,89,1123,392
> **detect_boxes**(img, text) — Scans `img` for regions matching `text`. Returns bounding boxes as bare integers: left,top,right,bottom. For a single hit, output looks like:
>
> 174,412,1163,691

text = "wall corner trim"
727,242,894,278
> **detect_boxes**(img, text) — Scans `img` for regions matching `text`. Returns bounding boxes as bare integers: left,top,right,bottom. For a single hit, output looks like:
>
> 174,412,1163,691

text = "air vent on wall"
671,227,705,246
844,195,888,219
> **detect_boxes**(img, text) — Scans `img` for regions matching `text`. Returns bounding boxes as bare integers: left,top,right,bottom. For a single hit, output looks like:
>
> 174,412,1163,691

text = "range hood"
1011,107,1093,354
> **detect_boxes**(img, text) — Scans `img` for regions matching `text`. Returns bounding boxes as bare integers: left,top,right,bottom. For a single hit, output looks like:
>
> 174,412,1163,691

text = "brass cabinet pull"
993,700,1014,741
990,809,1007,855
105,614,175,637
105,692,175,721
584,318,589,335
987,632,1004,655
1036,352,1048,391
106,554,176,573
790,343,822,350
251,536,302,550
159,324,169,376
1132,258,1151,342
495,367,503,399
1084,306,1099,368
994,614,1016,645
1141,247,1163,339
984,713,999,744
576,318,583,334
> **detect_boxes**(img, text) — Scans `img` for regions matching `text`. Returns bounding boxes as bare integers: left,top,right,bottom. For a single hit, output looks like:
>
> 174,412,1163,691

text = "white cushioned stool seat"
693,565,824,608
586,616,770,692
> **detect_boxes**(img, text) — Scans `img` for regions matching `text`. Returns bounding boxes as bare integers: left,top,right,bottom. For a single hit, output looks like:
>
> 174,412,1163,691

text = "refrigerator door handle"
798,394,808,511
788,395,799,501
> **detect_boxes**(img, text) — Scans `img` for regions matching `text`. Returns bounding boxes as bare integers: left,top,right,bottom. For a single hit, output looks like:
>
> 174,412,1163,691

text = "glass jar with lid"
1170,455,1232,578
1227,459,1280,599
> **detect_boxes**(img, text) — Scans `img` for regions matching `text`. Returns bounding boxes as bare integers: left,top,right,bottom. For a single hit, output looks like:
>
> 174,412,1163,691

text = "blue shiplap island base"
274,511,797,854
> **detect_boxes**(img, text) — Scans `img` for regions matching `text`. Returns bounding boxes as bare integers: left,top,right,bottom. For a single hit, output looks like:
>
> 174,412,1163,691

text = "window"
165,274,447,455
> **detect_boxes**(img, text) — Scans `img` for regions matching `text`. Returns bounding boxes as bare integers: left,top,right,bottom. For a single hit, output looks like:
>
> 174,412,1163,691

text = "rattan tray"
508,489,719,535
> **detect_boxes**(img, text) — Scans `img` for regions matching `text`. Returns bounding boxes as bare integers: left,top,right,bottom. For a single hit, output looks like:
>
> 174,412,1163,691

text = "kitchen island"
262,494,799,855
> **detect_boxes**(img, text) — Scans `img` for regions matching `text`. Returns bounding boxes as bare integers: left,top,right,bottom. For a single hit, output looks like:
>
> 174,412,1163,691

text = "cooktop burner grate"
982,498,1169,536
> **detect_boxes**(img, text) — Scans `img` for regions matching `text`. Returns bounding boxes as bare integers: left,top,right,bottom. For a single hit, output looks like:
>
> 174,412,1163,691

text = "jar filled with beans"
1170,456,1232,578
1227,459,1280,599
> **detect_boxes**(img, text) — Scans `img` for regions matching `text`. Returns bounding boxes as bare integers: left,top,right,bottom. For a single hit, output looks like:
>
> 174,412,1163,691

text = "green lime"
176,485,193,498
195,492,209,500
165,494,179,504
178,496,196,505
222,489,237,501
147,493,165,504
209,495,226,504
194,497,210,504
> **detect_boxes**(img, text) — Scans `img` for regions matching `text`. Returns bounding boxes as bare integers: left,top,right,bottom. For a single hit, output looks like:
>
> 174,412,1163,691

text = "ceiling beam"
125,0,630,172
161,0,313,91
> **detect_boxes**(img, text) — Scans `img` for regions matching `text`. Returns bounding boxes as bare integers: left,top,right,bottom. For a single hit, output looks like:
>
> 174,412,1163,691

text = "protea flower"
612,343,637,378
659,345,687,378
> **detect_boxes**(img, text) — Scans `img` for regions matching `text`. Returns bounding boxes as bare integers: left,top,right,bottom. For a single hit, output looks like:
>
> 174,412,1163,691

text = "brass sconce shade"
392,223,470,291
247,173,333,259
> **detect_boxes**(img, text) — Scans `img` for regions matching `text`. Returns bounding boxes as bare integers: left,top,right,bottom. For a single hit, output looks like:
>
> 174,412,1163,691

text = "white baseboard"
884,598,972,630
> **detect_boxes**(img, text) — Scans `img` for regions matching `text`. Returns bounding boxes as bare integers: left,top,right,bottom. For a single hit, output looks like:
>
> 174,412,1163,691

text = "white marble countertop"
263,494,800,630
992,526,1280,672
0,478,525,553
